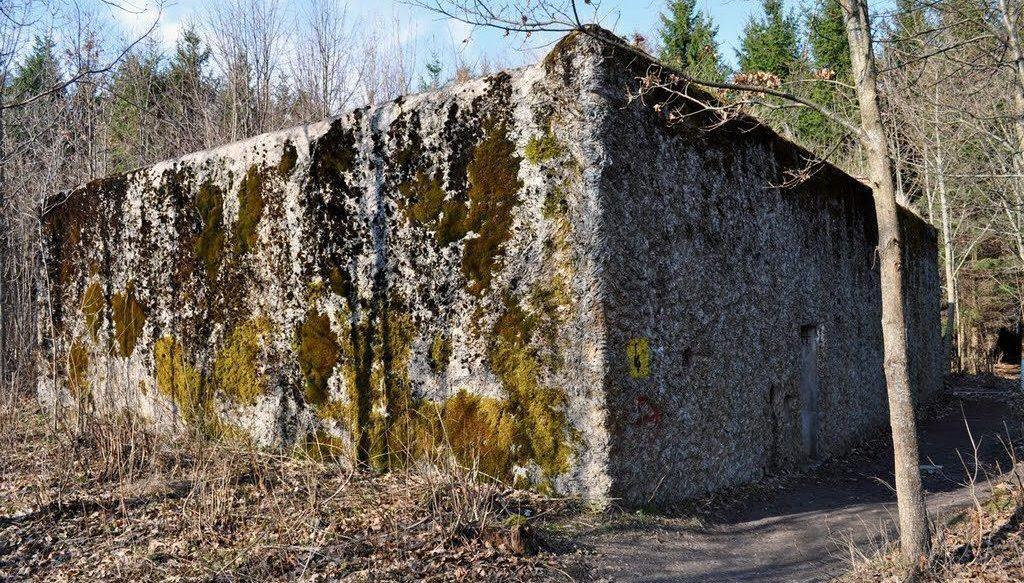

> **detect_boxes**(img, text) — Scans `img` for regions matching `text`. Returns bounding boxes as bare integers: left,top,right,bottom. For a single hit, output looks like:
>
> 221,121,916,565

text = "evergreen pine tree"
807,0,851,77
659,0,698,68
419,52,443,92
10,35,61,100
163,25,214,150
166,26,211,90
796,0,856,147
736,0,800,79
107,47,164,171
658,0,725,82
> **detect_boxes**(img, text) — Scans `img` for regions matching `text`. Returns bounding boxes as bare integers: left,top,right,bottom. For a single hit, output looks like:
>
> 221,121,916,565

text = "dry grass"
840,483,1024,582
0,396,581,581
839,421,1024,582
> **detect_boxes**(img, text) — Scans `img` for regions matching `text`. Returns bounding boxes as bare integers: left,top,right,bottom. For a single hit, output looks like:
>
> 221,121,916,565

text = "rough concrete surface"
38,28,941,504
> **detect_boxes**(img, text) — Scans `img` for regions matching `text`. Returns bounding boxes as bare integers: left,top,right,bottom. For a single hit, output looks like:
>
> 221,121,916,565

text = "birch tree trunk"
841,0,931,562
934,103,959,373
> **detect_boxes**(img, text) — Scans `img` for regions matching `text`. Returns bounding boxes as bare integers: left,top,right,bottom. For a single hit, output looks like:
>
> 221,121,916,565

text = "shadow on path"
582,381,1023,582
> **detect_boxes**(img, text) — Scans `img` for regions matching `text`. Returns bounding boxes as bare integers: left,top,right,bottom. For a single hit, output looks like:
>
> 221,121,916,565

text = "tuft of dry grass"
839,421,1024,583
0,395,581,581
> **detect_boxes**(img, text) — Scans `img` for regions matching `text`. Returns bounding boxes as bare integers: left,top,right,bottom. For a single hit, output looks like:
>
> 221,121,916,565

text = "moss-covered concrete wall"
39,30,941,505
39,42,611,497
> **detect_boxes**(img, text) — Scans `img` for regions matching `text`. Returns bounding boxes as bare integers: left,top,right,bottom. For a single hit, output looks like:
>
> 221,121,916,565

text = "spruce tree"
736,0,800,78
807,0,850,77
10,35,61,100
659,0,698,68
107,47,164,171
796,0,855,148
658,0,725,82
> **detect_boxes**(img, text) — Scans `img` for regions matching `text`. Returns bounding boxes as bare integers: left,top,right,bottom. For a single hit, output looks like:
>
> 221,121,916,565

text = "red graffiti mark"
634,395,662,426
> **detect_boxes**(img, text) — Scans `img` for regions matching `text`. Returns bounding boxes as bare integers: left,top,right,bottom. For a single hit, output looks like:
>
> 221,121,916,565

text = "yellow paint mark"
627,338,650,378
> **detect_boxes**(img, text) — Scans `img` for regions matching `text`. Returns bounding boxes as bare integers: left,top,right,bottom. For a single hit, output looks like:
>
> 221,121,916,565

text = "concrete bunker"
38,29,942,506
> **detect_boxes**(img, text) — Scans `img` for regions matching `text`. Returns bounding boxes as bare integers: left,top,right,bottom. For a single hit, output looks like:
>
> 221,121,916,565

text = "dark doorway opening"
994,325,1022,365
799,324,820,460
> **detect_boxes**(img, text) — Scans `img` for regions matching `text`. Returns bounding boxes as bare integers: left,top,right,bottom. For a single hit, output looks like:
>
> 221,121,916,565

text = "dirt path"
579,378,1022,582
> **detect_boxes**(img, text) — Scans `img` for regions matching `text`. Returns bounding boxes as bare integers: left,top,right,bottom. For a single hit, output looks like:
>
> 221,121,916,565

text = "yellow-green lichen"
194,181,225,280
81,282,104,340
296,309,340,407
398,171,470,245
428,333,453,373
524,133,565,164
278,140,298,177
155,336,207,426
214,317,270,405
461,117,524,295
542,186,568,221
235,165,265,255
68,341,90,400
111,283,145,357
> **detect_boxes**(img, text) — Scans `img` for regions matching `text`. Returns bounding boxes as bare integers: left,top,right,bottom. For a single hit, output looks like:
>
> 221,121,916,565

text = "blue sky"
101,0,803,75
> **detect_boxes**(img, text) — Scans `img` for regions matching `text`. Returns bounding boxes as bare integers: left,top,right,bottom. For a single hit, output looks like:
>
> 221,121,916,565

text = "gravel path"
581,380,1021,582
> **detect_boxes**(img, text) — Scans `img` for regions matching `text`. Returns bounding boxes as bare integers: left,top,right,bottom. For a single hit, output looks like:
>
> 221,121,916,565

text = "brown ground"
0,402,579,582
577,371,1024,582
3,373,1021,582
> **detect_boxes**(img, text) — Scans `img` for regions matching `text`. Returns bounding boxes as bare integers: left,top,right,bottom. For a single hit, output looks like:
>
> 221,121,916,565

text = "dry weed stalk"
839,414,1024,581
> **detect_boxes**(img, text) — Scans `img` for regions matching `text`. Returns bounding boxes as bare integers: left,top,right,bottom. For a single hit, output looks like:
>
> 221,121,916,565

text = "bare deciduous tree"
291,0,360,120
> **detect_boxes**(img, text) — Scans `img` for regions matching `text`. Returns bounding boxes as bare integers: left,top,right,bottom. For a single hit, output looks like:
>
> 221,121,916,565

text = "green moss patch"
297,309,341,407
235,165,265,255
111,283,145,357
328,266,351,297
461,117,524,295
299,430,349,463
309,121,357,184
194,181,225,280
395,116,523,295
524,133,565,164
486,296,573,482
542,30,581,73
436,391,518,479
68,341,91,401
398,171,470,245
428,333,453,373
336,304,370,457
81,282,104,341
375,310,416,469
278,140,298,177
214,318,270,405
542,187,568,221
155,336,207,426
